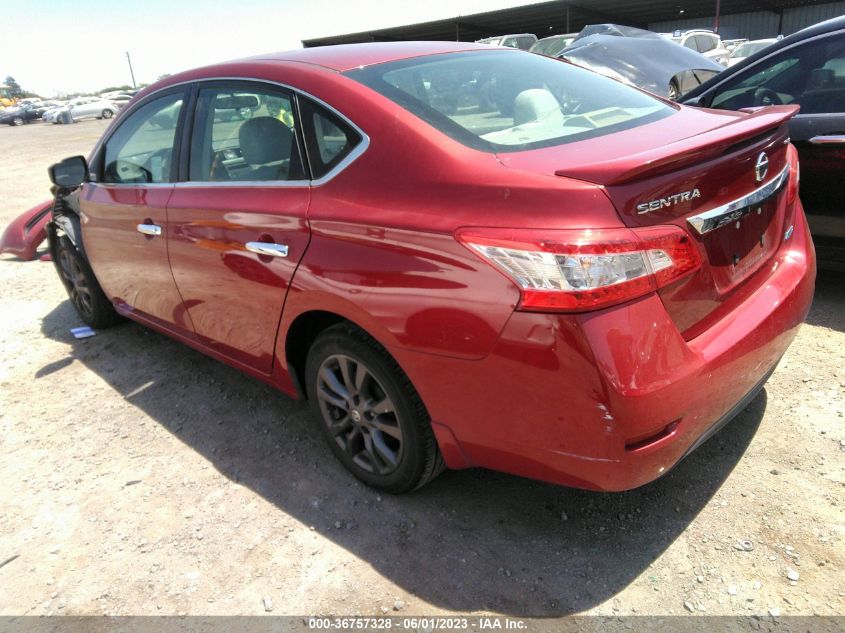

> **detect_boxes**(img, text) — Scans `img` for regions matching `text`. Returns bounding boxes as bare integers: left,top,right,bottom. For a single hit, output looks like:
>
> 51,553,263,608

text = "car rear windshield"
346,50,673,152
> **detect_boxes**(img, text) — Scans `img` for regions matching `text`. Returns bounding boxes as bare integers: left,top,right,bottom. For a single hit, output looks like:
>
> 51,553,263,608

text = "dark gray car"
683,16,845,267
559,25,723,99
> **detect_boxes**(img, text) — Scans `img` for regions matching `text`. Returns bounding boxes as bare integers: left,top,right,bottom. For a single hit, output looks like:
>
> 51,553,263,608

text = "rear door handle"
137,223,162,236
809,134,845,145
245,242,289,257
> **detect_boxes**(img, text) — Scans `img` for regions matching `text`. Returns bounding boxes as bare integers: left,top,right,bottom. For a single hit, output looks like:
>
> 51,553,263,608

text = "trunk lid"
497,105,800,337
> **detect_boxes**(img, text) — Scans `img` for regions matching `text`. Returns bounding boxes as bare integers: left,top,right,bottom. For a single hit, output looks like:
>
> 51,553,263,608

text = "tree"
156,73,172,82
3,76,22,97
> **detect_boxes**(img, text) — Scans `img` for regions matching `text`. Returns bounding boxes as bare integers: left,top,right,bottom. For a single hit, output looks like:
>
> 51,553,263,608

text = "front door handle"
137,223,162,236
245,242,289,258
809,134,845,145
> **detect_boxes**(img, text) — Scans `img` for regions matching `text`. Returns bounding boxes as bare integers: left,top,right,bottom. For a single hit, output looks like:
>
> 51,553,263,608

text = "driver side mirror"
49,155,88,188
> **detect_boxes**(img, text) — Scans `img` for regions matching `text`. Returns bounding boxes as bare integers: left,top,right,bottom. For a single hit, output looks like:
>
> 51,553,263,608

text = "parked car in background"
529,33,577,57
683,15,845,267
723,38,749,53
665,29,731,66
45,97,119,124
28,41,813,494
728,38,778,66
476,33,537,50
41,103,66,124
100,91,135,108
560,25,723,99
0,102,50,125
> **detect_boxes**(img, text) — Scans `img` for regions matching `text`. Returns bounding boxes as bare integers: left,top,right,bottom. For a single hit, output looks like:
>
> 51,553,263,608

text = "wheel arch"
282,305,402,401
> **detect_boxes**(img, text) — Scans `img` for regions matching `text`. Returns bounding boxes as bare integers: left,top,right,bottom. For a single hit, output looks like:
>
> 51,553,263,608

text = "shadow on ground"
805,269,845,332
40,299,771,616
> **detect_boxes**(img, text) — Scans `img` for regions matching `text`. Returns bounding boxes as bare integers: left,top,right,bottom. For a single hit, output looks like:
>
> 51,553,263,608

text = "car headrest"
808,68,834,90
239,116,293,165
513,89,563,127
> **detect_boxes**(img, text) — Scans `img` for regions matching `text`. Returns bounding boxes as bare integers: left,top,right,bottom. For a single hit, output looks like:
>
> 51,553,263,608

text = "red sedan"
43,42,815,493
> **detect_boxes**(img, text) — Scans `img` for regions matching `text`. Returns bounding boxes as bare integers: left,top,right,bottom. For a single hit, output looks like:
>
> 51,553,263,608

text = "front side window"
189,84,305,182
347,50,672,152
709,35,845,113
102,92,183,184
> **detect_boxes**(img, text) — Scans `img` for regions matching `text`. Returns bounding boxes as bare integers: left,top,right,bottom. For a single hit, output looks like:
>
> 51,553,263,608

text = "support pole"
126,51,137,89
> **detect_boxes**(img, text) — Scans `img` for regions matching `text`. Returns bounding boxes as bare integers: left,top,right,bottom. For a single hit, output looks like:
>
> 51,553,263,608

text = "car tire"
305,323,445,493
667,79,681,101
101,109,114,119
55,235,122,329
12,116,24,126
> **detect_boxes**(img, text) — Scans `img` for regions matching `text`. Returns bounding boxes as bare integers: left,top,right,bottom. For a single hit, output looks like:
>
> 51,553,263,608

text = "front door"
81,89,192,331
166,81,310,372
703,30,845,263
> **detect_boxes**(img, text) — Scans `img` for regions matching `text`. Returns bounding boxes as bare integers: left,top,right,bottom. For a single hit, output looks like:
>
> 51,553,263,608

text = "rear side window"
299,98,362,179
102,92,183,184
347,50,672,152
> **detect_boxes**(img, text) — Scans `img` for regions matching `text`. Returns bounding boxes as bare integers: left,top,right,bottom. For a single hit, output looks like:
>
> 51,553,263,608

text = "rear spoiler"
555,105,799,186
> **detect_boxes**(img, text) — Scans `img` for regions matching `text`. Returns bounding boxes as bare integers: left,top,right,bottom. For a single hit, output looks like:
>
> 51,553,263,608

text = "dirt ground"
0,119,843,619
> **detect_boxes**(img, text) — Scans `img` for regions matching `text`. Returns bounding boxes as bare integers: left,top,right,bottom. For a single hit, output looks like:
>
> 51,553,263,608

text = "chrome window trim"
89,75,370,189
686,163,790,235
174,179,310,189
88,182,174,190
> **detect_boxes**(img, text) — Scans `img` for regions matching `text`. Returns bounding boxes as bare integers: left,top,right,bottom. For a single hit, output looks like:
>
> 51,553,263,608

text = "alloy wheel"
315,354,403,475
58,248,94,318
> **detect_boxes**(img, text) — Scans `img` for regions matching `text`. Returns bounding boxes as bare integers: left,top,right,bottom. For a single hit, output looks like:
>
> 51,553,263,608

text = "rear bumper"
405,206,816,491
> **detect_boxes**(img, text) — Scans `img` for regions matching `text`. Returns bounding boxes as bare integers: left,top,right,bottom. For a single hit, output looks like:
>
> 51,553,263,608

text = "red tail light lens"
456,225,701,312
786,142,800,206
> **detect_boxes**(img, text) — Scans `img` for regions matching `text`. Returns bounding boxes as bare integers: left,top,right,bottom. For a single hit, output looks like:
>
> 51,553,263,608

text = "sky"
1,0,535,97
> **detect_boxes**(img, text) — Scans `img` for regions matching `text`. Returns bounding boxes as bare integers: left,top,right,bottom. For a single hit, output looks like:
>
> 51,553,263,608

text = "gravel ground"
0,120,843,618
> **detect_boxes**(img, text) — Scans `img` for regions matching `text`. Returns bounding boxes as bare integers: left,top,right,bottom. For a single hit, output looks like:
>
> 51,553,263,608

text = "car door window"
299,98,363,179
189,85,305,182
683,36,699,51
102,92,183,184
517,36,536,50
709,36,845,112
696,35,716,53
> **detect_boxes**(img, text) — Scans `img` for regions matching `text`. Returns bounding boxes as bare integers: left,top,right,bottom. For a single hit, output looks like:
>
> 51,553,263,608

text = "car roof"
537,33,577,42
683,14,845,100
245,41,497,72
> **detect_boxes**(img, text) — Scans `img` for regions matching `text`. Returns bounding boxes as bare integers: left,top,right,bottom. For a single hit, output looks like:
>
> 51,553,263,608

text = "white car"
664,29,731,66
728,38,778,66
100,92,134,108
45,97,118,124
475,33,538,50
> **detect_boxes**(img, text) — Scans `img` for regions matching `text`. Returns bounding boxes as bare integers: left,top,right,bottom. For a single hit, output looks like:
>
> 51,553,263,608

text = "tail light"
786,142,800,206
456,225,701,312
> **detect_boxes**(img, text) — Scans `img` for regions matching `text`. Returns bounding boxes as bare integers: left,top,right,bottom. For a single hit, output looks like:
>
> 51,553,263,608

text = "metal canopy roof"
302,0,829,47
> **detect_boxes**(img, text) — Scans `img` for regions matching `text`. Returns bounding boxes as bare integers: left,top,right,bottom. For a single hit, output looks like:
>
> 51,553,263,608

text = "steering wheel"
753,88,783,107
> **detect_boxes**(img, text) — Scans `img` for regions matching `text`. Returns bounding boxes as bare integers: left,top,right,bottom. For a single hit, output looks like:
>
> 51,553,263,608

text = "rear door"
166,81,310,372
81,88,190,330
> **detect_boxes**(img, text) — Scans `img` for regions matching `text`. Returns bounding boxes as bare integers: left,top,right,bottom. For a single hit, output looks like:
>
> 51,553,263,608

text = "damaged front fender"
0,199,53,260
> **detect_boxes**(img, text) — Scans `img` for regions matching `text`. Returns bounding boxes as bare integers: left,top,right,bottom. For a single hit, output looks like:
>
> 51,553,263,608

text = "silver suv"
665,29,730,66
476,33,538,51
